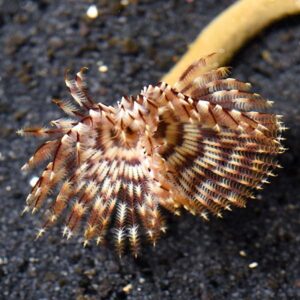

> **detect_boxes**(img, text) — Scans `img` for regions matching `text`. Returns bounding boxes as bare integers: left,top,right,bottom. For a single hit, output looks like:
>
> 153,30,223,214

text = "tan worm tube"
162,0,300,85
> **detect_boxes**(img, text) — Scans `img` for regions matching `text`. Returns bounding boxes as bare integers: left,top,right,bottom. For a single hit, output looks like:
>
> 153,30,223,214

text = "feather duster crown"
19,54,285,256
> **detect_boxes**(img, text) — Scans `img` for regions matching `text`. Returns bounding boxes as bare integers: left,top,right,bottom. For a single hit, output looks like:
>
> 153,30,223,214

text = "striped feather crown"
18,54,285,256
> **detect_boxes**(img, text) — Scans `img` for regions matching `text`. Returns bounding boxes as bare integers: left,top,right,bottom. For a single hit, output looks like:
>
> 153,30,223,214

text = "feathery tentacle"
19,55,284,255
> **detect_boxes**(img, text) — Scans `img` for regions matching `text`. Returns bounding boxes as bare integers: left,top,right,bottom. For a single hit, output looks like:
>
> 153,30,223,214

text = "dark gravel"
1,0,300,299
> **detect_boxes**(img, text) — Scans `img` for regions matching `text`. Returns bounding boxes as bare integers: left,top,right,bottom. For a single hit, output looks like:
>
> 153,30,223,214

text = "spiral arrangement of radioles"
19,54,285,256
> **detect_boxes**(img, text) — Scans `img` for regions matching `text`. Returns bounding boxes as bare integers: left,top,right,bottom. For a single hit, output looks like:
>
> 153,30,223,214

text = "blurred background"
0,0,299,299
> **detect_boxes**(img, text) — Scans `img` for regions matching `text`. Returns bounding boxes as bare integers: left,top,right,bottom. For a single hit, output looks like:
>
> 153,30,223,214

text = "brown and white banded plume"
19,54,285,256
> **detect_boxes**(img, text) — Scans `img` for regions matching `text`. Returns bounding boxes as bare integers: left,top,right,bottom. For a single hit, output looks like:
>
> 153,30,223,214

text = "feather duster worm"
18,54,285,256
